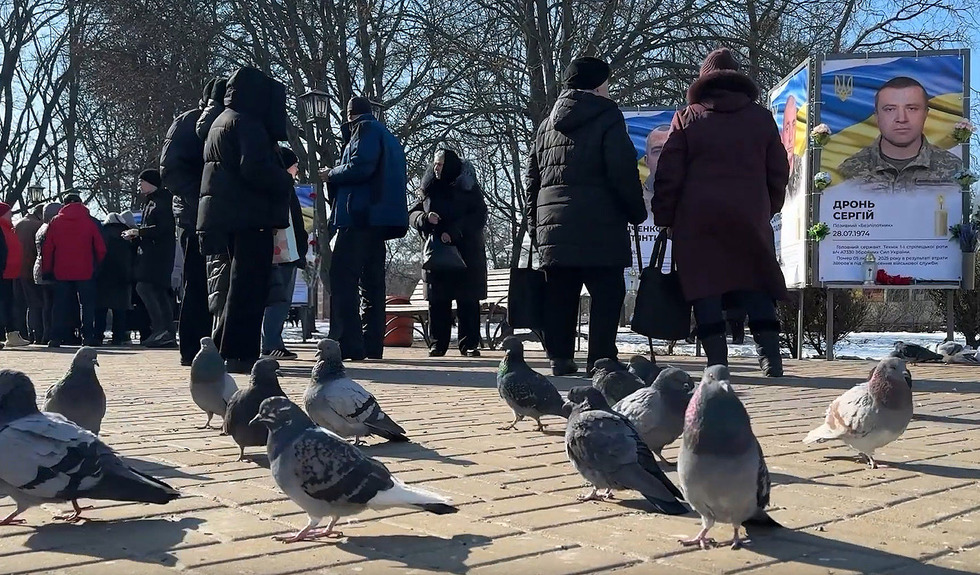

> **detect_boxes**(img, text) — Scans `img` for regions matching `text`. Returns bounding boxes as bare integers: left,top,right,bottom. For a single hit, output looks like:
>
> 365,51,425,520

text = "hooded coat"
13,208,43,280
97,217,136,310
524,90,647,269
652,69,789,302
41,203,107,281
198,67,292,246
409,155,488,301
134,187,177,287
160,79,213,230
33,203,62,285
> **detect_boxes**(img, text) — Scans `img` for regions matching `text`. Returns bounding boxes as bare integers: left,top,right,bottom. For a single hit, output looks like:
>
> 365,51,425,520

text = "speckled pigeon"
627,355,662,385
564,386,686,515
805,357,913,469
42,347,106,435
190,337,239,429
251,396,456,542
592,358,646,405
496,337,567,431
935,341,979,365
613,367,695,465
678,365,780,550
304,339,407,444
892,341,942,364
224,358,287,461
0,370,179,525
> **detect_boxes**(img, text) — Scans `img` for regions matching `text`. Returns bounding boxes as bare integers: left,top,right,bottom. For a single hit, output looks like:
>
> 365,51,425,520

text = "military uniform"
838,136,963,192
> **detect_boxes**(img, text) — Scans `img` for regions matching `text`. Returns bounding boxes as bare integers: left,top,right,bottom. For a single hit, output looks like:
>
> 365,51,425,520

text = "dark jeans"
136,282,173,336
95,308,129,343
429,298,480,353
178,226,211,361
212,229,273,362
0,279,13,335
53,279,97,343
693,291,776,331
543,266,625,368
328,227,386,359
40,285,55,343
262,265,297,352
13,279,43,340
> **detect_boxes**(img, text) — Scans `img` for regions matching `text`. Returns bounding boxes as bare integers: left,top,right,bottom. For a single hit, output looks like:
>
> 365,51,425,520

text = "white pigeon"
935,341,979,365
189,337,239,429
0,370,179,525
251,396,456,543
803,357,913,468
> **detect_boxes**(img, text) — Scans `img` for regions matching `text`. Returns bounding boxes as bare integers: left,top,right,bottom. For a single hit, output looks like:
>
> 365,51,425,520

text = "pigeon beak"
249,414,268,426
93,359,100,367
275,370,284,377
313,350,321,360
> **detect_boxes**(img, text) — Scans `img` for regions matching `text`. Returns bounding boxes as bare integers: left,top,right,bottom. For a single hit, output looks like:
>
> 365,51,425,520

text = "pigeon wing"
804,384,874,442
289,428,394,505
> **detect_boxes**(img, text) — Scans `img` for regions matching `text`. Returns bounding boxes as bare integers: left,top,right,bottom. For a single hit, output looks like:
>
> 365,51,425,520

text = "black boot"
696,322,728,367
728,318,745,345
750,320,783,377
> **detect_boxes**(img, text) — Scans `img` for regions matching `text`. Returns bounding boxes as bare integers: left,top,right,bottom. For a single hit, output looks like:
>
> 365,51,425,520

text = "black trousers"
428,298,480,352
542,267,625,368
136,282,173,336
212,229,273,362
328,227,387,359
95,308,128,343
178,227,211,362
0,279,13,335
40,285,55,343
12,279,42,339
694,291,776,331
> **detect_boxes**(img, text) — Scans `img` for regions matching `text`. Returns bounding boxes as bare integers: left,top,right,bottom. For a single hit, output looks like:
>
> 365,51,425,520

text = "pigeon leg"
534,418,546,431
577,486,605,502
353,436,363,447
237,446,246,462
499,414,521,431
274,516,344,543
680,519,716,550
727,525,751,550
0,505,26,526
54,500,94,523
602,489,615,499
198,413,215,430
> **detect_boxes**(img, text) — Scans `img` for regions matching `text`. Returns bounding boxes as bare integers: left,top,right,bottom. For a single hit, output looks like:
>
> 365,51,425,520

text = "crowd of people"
0,47,788,378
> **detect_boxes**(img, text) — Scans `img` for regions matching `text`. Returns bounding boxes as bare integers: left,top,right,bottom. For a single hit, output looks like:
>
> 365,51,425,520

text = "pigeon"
804,357,914,469
42,347,106,435
223,358,287,461
251,396,456,542
496,337,567,431
892,341,942,365
613,367,695,465
678,365,780,550
564,385,687,515
592,358,646,405
190,337,239,429
935,341,979,365
304,339,408,444
0,370,179,525
627,354,662,385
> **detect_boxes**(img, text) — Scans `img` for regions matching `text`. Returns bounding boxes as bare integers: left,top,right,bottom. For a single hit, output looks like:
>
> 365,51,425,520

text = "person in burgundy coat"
652,48,789,377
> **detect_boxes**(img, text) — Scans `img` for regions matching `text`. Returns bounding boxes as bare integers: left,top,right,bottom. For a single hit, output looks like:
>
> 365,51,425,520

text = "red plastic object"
384,296,414,347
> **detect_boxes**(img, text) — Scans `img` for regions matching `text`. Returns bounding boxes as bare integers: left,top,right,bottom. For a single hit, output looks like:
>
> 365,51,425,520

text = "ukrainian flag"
818,54,966,183
770,66,810,158
623,110,675,182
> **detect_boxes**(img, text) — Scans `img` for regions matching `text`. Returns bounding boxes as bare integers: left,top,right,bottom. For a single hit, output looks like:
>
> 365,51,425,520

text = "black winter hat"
63,191,82,204
700,48,740,77
562,57,611,90
347,96,374,116
139,169,162,188
280,146,298,169
210,78,228,102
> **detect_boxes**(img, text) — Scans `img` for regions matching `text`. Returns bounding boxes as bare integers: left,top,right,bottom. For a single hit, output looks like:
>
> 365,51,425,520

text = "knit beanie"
139,169,162,188
700,48,740,77
347,97,373,116
280,146,299,169
562,57,611,90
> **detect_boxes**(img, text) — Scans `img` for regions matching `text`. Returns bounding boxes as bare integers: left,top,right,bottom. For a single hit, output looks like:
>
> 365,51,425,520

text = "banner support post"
947,290,955,342
825,289,835,361
797,289,805,359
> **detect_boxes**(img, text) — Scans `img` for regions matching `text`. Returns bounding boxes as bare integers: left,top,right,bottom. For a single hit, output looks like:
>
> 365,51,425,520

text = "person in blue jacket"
320,96,408,360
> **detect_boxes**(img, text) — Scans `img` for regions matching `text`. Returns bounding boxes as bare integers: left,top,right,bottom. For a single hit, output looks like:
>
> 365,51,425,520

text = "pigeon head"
312,339,345,379
251,396,312,432
251,358,283,382
566,385,610,411
200,337,217,351
653,367,696,410
684,368,753,454
0,370,39,422
592,358,625,374
628,355,653,369
72,346,99,369
869,357,914,407
869,357,912,389
500,337,525,357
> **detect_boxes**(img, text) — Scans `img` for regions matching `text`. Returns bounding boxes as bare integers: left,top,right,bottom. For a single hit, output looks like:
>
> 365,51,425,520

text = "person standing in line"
10,205,43,345
199,67,293,374
653,48,789,376
41,194,107,348
96,211,137,345
409,148,488,357
319,97,409,361
0,202,24,350
32,202,62,345
524,56,648,376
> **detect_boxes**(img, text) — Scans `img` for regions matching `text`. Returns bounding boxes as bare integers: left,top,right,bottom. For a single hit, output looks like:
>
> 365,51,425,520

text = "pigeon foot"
274,528,344,543
679,526,715,550
577,487,613,502
55,501,93,523
0,511,25,526
725,526,751,550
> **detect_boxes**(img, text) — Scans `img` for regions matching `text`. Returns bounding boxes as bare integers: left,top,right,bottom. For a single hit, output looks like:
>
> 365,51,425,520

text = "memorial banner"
815,51,969,283
295,183,316,233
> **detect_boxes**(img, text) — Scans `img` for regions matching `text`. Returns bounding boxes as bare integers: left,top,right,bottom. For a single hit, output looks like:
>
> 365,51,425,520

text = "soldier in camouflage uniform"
838,136,962,190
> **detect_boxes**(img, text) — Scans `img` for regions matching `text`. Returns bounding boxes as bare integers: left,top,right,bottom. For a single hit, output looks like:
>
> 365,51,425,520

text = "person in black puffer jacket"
524,56,647,377
198,66,292,374
95,211,137,345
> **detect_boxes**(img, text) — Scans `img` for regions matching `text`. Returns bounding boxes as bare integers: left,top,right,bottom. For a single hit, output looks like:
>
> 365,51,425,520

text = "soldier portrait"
837,76,962,189
642,124,671,209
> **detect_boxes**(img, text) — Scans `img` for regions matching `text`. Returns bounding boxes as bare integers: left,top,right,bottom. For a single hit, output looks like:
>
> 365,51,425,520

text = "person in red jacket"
0,202,24,350
40,194,107,347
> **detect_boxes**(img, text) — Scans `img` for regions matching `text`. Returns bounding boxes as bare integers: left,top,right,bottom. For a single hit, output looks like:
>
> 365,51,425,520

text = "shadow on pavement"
887,460,980,480
24,517,204,566
337,533,492,574
913,413,980,426
364,440,475,467
121,456,213,481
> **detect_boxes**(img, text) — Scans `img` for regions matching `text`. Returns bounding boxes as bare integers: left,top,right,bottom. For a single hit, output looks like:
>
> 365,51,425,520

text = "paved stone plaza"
0,343,978,574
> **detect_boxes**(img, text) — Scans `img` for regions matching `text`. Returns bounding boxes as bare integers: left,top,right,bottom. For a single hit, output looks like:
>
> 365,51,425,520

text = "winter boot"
551,359,579,377
4,332,29,348
696,322,729,367
750,320,783,377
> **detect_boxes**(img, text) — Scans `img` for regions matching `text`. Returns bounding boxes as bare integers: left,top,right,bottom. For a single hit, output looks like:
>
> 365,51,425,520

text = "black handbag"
422,236,466,271
630,230,691,341
507,241,546,330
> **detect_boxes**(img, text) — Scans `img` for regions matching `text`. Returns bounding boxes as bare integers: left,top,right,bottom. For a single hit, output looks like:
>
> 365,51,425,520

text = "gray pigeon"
805,357,914,469
892,341,942,364
612,367,695,465
935,341,979,365
304,339,407,444
678,365,780,550
190,337,239,429
627,355,662,385
42,347,106,435
0,370,179,525
251,396,456,542
496,337,567,431
592,358,645,405
564,386,687,515
223,358,287,461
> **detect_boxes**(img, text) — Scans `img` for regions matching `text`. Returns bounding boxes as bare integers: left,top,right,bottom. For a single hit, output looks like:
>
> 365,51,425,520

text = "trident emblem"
834,74,854,101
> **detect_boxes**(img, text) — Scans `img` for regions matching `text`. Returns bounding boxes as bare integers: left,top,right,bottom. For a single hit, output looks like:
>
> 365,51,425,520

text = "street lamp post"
26,185,45,209
298,89,330,337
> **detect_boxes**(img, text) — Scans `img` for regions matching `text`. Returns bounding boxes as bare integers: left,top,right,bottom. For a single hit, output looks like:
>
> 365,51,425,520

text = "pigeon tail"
642,494,689,516
802,425,837,444
415,503,459,515
743,508,781,528
366,478,452,510
366,414,409,442
85,466,180,505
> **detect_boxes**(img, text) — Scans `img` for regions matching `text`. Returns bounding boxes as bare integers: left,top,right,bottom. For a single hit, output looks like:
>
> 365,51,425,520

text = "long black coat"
409,161,488,302
135,188,177,288
524,90,647,269
97,222,136,310
160,80,212,230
